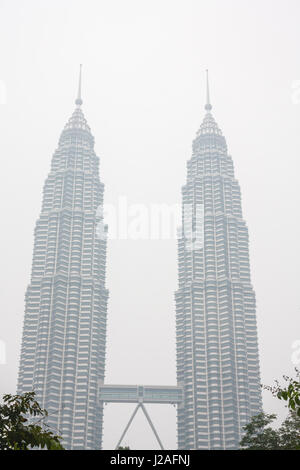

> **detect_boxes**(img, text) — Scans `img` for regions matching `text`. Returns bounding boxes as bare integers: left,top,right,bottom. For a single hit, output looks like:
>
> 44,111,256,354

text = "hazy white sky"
0,0,299,449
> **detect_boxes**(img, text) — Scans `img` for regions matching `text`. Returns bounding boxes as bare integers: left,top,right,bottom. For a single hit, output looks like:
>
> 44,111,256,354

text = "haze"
0,0,299,449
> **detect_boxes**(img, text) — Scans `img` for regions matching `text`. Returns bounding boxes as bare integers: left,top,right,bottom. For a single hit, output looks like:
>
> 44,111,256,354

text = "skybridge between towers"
99,384,184,449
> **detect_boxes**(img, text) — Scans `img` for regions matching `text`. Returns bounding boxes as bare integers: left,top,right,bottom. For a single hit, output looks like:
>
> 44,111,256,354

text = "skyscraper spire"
75,64,83,106
205,69,212,112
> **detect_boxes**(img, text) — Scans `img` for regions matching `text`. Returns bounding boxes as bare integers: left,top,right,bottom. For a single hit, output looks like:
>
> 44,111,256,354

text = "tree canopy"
240,411,300,450
264,369,300,417
241,370,300,450
0,392,64,450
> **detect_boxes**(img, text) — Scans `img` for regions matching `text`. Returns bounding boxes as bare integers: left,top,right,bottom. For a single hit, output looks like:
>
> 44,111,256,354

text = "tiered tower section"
18,69,108,449
175,75,262,449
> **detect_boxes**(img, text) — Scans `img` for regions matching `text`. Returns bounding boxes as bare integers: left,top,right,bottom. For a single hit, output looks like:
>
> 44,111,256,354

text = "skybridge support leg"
115,403,140,449
140,403,164,450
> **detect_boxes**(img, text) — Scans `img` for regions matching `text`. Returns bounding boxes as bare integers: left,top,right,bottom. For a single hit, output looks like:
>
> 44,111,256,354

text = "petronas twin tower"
18,67,108,449
175,76,262,449
18,68,262,449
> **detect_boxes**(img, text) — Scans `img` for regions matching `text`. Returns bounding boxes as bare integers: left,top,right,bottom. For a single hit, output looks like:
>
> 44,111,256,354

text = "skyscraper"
175,73,262,449
18,67,109,449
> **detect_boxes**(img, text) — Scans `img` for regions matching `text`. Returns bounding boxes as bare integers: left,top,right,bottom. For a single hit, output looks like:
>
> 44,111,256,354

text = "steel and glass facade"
175,98,262,449
18,94,108,449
